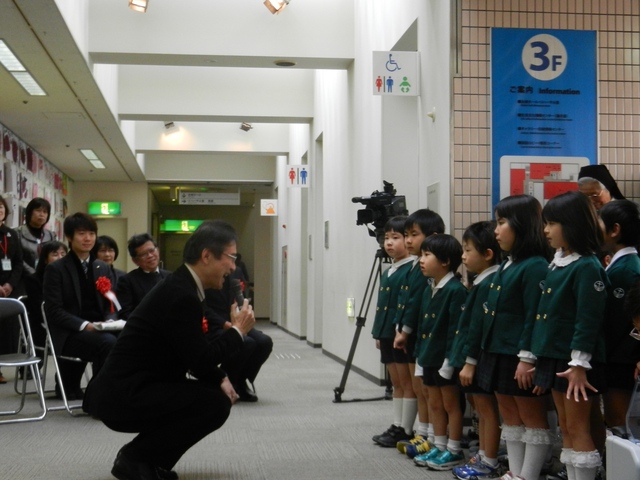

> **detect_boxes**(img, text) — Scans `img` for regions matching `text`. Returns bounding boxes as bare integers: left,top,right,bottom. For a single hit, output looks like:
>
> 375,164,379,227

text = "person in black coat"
83,220,255,480
0,195,24,383
204,274,273,402
43,213,119,399
116,233,170,319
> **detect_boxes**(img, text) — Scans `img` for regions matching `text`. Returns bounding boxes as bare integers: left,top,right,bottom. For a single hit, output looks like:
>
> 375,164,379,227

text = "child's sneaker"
426,449,465,471
453,458,501,479
376,425,411,448
405,439,434,458
372,424,399,444
499,472,525,480
413,447,443,466
396,434,424,454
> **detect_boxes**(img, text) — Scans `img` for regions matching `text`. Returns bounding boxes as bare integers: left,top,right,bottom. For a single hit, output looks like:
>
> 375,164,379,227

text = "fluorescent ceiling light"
89,160,106,169
80,149,106,169
0,40,47,96
80,149,99,160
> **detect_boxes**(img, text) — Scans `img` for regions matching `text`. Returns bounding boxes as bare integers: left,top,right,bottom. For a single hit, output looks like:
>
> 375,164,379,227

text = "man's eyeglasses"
587,190,603,198
136,247,158,259
224,253,237,263
629,327,640,341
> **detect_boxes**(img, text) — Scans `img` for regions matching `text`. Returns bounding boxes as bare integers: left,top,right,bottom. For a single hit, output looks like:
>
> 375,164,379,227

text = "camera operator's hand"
230,299,255,336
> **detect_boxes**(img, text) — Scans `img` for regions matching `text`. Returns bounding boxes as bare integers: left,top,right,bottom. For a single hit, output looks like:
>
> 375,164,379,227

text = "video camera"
352,181,408,246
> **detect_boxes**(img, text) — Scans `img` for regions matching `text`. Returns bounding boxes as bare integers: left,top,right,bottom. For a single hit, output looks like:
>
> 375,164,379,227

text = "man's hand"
220,377,239,404
84,323,97,332
230,299,255,336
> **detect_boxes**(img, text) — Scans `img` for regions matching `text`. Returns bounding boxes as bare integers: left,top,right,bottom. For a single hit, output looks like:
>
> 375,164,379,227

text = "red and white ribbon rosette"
95,277,122,313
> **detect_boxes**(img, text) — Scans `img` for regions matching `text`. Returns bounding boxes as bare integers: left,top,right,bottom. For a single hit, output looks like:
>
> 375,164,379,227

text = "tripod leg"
333,253,385,402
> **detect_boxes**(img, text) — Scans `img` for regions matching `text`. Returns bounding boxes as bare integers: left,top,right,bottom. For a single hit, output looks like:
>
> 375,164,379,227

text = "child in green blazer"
371,216,415,447
411,234,467,471
532,191,609,480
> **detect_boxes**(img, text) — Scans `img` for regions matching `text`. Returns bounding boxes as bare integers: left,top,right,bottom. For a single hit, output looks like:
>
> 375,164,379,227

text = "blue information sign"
491,28,597,207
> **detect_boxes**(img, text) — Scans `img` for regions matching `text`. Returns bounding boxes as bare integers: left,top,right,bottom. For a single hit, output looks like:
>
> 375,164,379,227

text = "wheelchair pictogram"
385,53,401,72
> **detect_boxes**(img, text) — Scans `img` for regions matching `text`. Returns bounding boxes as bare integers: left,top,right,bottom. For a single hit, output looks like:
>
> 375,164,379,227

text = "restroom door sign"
287,165,310,188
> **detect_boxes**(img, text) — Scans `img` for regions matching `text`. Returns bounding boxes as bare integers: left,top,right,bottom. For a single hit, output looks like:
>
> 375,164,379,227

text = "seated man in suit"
83,220,255,480
43,212,119,399
204,273,273,402
116,233,170,319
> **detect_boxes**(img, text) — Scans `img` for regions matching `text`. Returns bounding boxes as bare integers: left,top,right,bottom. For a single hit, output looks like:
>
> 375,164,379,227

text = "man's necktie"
82,260,88,277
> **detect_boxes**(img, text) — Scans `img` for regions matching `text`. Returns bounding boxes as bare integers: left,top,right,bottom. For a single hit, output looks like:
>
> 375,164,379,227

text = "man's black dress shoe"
54,385,84,401
111,448,178,480
234,380,258,402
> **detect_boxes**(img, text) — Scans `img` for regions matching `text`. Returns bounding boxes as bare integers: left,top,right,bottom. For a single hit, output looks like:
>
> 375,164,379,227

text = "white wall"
277,0,452,381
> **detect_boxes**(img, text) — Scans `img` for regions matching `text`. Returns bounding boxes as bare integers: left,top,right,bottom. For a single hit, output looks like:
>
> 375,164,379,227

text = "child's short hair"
542,191,603,256
384,215,407,233
420,234,462,273
599,200,640,248
462,221,501,265
405,208,445,236
495,194,551,260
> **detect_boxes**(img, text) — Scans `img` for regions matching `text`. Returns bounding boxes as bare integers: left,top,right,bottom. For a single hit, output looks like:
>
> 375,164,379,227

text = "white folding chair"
41,302,89,416
0,297,47,424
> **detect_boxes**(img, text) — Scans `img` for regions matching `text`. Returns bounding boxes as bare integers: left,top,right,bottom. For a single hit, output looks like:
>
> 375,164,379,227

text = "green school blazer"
479,256,548,356
532,255,609,363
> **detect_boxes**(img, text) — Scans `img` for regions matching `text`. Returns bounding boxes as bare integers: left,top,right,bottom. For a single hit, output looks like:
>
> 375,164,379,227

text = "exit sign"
88,202,121,216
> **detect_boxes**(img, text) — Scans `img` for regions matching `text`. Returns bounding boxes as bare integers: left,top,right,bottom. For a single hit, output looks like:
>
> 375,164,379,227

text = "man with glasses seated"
116,233,171,319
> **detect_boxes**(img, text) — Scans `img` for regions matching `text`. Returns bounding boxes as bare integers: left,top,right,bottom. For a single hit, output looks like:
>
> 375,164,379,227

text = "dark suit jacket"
116,267,171,319
43,253,116,352
83,264,244,418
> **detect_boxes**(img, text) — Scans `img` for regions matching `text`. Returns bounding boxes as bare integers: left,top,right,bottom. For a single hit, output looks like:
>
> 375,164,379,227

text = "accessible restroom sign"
372,51,420,96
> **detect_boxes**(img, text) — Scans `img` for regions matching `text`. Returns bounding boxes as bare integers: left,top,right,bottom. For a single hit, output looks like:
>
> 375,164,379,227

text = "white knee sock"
393,397,403,427
401,398,417,435
520,428,552,480
560,449,576,480
572,450,601,480
501,424,526,476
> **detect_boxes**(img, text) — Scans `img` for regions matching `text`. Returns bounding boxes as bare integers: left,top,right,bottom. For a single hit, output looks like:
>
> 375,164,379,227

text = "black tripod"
333,248,393,403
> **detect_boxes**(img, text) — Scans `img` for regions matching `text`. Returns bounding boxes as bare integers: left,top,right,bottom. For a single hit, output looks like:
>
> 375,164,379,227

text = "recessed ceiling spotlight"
129,0,149,13
264,0,289,14
240,122,253,132
164,121,179,135
274,60,296,67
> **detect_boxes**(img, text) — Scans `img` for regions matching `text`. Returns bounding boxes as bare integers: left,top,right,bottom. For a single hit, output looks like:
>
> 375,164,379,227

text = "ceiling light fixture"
164,121,179,135
129,0,149,13
80,149,106,169
0,40,47,96
240,122,253,132
264,0,289,15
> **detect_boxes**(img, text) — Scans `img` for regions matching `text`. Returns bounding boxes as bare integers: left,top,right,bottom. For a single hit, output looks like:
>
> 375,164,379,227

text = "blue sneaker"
405,438,434,458
413,447,444,466
426,449,465,471
453,459,501,479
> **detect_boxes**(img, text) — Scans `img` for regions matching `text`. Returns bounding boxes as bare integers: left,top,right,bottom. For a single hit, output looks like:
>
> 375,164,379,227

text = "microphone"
230,278,245,309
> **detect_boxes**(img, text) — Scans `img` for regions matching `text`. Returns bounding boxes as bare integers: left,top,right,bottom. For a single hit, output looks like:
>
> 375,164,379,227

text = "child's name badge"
2,259,11,270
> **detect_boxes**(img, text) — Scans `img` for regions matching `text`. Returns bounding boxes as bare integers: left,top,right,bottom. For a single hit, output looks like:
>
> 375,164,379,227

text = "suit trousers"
222,328,273,385
60,330,117,389
100,379,232,469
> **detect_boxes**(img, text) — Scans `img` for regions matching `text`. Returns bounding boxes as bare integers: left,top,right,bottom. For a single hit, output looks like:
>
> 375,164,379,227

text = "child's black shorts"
534,356,606,396
421,365,457,387
379,338,412,364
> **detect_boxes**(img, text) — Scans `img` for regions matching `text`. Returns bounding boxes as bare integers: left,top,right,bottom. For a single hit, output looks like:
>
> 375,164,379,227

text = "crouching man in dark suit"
83,220,255,480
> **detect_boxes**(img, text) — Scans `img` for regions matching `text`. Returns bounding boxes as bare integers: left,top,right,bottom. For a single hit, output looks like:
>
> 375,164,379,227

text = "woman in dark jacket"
0,195,24,383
